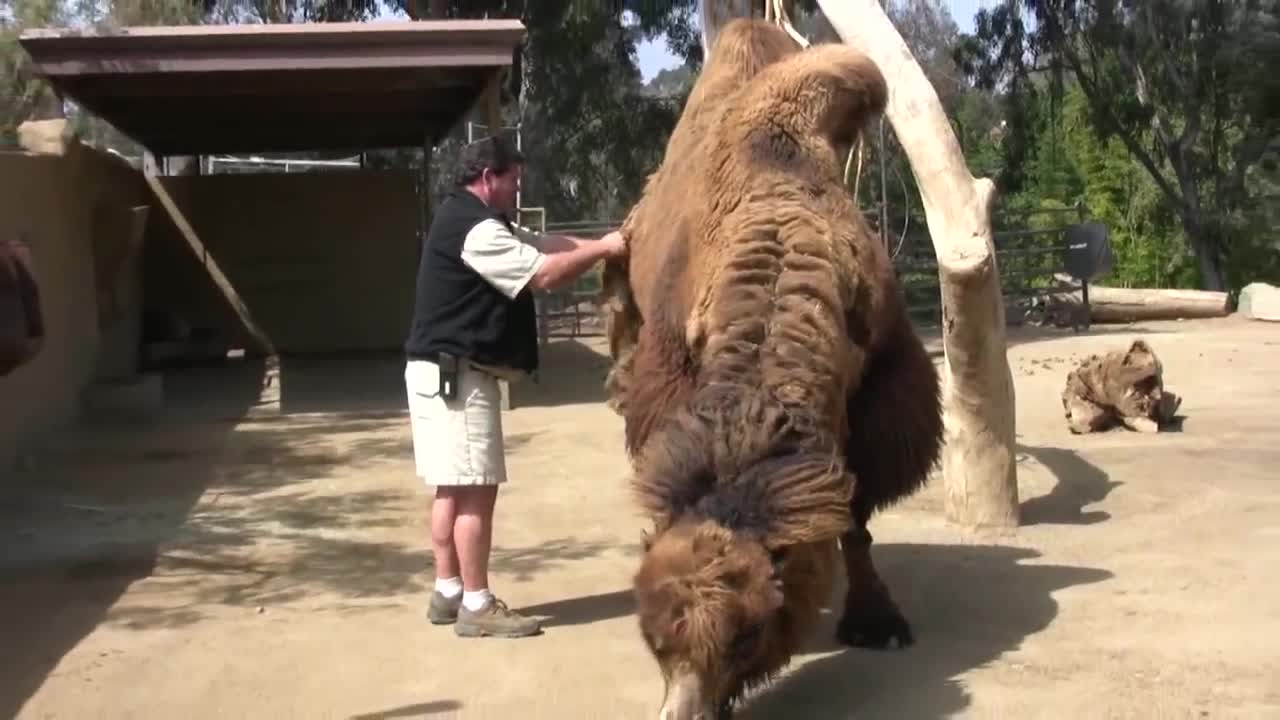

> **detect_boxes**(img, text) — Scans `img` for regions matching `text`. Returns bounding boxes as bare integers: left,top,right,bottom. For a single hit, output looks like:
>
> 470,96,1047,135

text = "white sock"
462,588,494,612
434,576,463,598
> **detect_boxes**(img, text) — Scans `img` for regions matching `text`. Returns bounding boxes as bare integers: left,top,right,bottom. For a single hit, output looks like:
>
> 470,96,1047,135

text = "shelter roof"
19,19,525,155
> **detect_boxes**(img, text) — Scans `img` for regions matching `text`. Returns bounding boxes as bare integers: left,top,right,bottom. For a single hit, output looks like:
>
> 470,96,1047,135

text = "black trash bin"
1061,221,1114,331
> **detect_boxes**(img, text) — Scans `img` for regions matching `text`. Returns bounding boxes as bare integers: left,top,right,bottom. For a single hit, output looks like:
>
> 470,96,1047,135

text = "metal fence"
532,219,619,342
529,201,1089,340
893,202,1088,327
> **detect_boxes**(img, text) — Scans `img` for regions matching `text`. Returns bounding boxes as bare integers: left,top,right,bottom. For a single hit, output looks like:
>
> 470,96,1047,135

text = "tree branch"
1225,130,1278,207
1040,8,1185,211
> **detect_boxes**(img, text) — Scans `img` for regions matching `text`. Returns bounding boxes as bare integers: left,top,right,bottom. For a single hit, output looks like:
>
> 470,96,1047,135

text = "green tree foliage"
1016,83,1196,287
511,0,690,221
1,0,68,145
955,0,1280,291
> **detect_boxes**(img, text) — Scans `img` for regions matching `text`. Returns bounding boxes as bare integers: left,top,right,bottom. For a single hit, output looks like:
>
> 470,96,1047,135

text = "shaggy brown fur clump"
600,18,944,716
1062,339,1182,433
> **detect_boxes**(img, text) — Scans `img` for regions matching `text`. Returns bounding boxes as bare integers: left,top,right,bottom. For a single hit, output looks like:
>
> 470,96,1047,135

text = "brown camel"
598,18,944,720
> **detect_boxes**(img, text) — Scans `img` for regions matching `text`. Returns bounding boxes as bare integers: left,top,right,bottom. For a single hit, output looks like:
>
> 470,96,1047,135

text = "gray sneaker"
427,591,462,625
454,597,543,638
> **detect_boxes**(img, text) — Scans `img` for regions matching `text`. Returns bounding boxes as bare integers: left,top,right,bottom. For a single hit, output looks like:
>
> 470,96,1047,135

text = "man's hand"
597,230,628,259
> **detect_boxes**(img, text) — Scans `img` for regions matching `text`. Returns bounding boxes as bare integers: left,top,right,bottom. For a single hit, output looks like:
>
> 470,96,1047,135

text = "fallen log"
1042,285,1231,324
1062,339,1182,434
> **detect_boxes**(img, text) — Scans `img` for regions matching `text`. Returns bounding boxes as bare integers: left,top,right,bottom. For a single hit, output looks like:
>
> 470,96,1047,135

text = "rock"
17,119,75,156
1238,282,1280,322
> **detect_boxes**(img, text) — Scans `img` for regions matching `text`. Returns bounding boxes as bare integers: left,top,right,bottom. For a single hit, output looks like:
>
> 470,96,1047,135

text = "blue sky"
636,0,987,81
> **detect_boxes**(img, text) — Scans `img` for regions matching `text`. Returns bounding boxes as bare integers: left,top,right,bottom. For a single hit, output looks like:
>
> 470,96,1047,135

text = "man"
0,237,45,377
404,135,626,638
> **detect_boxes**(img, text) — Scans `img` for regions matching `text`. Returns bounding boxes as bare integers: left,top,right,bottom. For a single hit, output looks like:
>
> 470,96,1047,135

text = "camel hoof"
836,596,914,650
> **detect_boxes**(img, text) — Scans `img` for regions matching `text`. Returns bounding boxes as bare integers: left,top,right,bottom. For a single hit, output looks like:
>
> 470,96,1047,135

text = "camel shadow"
516,589,634,629
738,543,1112,719
1018,444,1122,526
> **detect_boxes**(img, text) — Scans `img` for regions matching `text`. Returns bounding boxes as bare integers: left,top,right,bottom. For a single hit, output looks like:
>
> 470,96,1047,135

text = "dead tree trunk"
1047,286,1231,323
817,0,1020,528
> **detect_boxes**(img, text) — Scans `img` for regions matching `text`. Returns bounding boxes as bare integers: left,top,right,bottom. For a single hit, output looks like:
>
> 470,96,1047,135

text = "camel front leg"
836,521,913,649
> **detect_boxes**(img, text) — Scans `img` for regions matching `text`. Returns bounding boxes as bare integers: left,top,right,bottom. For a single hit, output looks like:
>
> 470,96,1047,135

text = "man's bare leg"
431,488,461,581
447,485,542,638
426,487,464,624
452,486,498,594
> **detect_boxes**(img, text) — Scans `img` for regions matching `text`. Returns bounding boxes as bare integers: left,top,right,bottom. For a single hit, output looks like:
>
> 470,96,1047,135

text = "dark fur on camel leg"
836,525,914,650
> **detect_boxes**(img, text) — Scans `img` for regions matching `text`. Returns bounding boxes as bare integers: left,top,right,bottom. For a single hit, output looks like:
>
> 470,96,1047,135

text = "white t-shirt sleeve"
461,218,547,299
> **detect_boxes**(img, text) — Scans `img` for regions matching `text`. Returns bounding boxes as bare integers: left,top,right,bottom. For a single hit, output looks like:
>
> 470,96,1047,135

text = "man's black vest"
404,189,539,373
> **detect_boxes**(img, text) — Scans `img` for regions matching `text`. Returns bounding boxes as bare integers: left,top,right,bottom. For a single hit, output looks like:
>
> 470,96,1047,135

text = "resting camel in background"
598,18,944,720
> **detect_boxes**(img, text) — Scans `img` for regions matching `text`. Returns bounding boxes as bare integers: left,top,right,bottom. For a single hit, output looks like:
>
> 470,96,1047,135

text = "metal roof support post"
480,74,514,410
417,129,432,269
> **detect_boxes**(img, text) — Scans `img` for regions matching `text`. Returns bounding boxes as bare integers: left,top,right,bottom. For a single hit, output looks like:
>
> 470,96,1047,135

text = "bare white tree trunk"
817,0,1020,529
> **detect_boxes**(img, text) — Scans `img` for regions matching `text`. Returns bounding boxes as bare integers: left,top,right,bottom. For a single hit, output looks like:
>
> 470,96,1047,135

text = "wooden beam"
483,72,514,410
62,67,487,98
31,46,515,76
142,171,277,362
484,71,503,134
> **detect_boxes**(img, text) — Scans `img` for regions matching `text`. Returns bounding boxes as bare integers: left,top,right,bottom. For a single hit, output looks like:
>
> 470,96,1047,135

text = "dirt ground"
2,316,1278,719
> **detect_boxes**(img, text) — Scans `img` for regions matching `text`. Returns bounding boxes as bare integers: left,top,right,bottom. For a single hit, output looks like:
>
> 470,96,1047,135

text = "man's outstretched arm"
463,221,626,298
514,226,622,255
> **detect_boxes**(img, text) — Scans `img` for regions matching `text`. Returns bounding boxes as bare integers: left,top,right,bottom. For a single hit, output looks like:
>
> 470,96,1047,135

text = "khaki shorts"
404,358,508,487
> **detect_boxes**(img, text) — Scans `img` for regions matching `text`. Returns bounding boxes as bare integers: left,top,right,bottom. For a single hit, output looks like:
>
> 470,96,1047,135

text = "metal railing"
893,202,1089,327
529,201,1090,339
532,220,620,342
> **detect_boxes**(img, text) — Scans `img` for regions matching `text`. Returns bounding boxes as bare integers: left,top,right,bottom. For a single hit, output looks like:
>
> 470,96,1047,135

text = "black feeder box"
1061,221,1114,331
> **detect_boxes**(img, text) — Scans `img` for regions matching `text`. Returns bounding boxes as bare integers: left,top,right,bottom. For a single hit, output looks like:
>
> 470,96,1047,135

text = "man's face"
484,163,522,212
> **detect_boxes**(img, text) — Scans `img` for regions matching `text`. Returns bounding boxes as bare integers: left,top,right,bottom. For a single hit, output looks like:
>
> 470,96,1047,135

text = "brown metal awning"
18,19,525,155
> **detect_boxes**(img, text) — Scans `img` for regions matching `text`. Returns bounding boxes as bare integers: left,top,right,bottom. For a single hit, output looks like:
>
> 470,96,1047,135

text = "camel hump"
708,17,804,76
728,43,889,150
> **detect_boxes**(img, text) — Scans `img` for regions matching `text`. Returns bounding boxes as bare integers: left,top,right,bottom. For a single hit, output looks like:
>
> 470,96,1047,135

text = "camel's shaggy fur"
600,18,944,715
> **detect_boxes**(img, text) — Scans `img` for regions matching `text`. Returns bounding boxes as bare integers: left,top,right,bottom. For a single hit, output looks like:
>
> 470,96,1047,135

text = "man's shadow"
737,543,1113,719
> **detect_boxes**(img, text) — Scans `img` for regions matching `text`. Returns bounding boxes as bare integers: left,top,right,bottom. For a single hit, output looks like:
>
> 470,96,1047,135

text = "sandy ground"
2,317,1279,720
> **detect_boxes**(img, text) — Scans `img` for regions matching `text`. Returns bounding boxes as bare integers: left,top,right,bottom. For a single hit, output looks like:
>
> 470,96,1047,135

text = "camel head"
633,517,787,720
627,366,855,718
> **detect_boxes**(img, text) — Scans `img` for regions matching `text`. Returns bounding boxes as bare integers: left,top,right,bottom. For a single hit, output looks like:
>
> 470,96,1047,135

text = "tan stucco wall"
0,145,151,472
144,171,420,354
2,148,421,474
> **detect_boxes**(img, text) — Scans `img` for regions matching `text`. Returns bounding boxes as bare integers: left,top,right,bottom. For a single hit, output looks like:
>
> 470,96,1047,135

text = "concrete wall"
0,145,152,472
144,171,420,354
1,145,421,474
